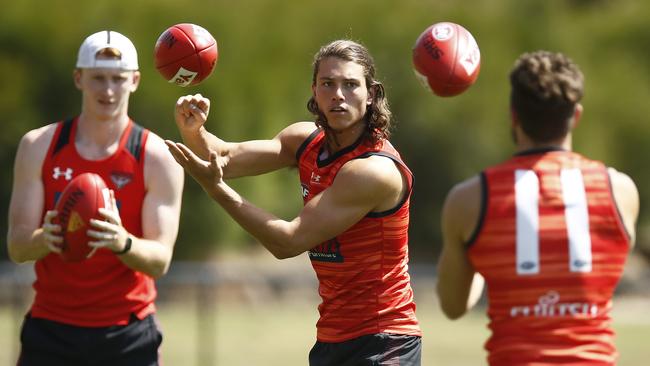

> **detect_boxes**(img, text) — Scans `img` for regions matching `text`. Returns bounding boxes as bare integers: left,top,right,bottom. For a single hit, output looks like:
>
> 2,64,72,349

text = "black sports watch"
113,236,132,255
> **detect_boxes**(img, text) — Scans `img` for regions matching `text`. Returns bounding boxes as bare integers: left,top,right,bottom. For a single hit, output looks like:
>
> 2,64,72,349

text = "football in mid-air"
154,23,218,87
54,173,109,262
412,22,481,97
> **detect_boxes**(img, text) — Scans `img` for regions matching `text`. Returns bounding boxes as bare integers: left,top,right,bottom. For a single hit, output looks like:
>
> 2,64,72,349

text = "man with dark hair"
166,39,422,365
436,50,639,365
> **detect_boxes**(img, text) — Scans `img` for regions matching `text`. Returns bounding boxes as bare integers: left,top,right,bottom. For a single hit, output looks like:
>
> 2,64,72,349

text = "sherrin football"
412,22,481,97
54,173,109,262
154,23,219,87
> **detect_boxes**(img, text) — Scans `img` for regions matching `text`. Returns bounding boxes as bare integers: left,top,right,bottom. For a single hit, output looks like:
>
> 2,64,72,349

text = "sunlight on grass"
1,296,648,366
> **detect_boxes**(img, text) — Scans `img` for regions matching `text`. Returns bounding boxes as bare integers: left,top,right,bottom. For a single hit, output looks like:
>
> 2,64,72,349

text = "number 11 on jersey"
514,168,592,276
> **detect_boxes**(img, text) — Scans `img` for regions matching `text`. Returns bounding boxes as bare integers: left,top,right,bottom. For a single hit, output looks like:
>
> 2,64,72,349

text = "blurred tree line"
1,0,649,263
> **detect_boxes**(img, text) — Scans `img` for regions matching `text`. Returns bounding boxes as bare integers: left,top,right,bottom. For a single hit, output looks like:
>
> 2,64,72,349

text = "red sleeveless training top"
35,117,155,326
468,149,630,365
297,129,421,342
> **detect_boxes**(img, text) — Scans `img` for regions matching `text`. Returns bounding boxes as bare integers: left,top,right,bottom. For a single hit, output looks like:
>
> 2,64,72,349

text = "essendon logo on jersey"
309,238,344,263
111,171,133,189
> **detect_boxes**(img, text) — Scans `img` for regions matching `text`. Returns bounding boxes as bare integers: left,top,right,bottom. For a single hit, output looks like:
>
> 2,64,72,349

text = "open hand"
88,190,129,256
165,140,225,197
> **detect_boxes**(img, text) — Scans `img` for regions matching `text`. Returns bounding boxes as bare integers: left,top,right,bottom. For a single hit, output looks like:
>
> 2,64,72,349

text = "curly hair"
510,51,584,143
307,40,392,145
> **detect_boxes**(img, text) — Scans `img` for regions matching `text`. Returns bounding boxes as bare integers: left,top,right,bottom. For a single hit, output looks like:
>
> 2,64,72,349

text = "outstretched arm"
166,141,407,259
174,94,312,178
436,175,485,319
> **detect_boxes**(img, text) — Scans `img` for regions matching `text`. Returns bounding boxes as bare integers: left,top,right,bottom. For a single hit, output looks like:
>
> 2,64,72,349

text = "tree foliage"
2,0,649,261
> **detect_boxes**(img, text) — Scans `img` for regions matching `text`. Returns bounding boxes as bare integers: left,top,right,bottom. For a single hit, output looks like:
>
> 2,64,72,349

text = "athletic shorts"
17,312,162,366
309,333,422,366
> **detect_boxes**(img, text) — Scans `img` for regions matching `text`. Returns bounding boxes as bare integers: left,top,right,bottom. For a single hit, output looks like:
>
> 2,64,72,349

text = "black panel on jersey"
52,118,74,157
296,128,322,162
465,171,488,248
126,123,144,162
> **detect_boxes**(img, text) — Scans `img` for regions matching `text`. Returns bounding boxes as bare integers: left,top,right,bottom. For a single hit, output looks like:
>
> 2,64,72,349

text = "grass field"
2,294,648,366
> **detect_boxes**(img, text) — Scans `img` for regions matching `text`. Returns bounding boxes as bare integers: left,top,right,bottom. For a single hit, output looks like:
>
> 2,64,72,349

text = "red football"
54,173,109,262
154,23,218,87
412,22,481,97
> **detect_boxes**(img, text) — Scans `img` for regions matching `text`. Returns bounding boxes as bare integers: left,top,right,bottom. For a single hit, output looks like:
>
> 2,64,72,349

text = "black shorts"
309,333,422,366
17,312,163,366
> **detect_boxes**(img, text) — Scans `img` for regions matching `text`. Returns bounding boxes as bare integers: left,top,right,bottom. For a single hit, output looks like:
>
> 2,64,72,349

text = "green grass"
153,297,491,366
2,296,648,365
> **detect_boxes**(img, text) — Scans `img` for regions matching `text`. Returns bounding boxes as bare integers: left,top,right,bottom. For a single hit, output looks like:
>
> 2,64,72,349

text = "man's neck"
324,124,366,155
75,114,129,159
514,128,572,154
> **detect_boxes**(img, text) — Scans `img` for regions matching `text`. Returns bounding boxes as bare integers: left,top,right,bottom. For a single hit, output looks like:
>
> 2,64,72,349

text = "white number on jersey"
514,168,592,275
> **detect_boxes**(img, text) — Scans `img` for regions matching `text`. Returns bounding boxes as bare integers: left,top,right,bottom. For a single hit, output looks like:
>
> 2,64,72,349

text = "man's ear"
367,85,375,105
510,107,519,128
130,71,141,92
73,69,82,90
571,103,583,129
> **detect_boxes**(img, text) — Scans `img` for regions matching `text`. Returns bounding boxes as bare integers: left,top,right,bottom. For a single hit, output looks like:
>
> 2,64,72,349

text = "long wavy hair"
307,40,392,145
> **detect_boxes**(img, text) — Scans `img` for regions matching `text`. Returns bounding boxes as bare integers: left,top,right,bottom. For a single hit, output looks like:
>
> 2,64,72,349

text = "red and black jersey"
297,129,421,342
468,148,630,365
34,117,155,327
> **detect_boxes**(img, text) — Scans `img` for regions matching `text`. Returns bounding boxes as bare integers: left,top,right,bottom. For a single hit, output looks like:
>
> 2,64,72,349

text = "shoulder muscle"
443,174,483,244
144,132,184,192
336,155,404,211
15,125,57,176
608,167,639,245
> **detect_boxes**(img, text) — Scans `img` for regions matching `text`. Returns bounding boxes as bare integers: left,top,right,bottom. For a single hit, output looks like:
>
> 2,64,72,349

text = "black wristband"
113,236,132,255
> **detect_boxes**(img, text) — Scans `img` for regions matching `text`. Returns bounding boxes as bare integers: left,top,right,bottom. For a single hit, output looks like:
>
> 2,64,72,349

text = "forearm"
436,268,476,319
7,228,51,263
179,126,225,161
116,236,173,279
437,283,468,319
209,181,306,259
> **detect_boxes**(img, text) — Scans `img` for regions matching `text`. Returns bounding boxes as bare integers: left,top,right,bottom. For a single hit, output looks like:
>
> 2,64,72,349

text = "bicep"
292,185,374,250
290,159,394,251
224,139,290,177
142,139,184,246
8,136,46,239
224,122,315,178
